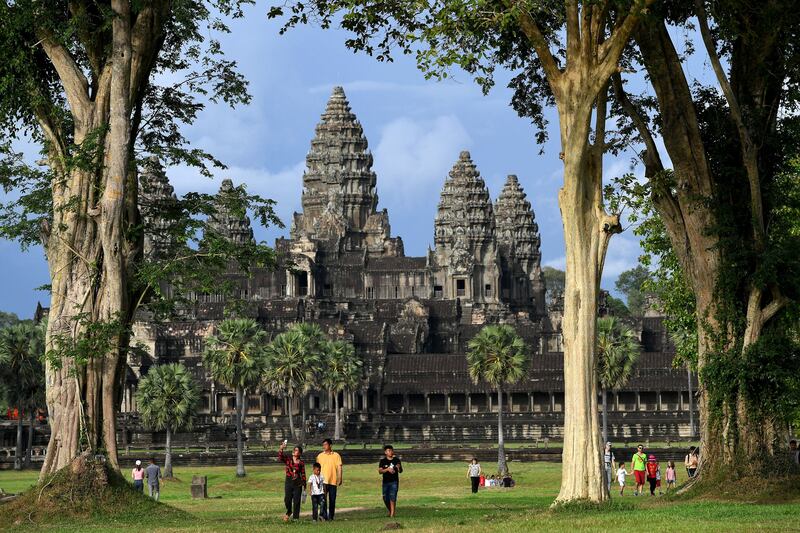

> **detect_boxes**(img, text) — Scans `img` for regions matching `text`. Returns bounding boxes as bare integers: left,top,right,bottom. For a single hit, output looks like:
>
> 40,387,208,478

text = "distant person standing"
603,442,616,492
145,457,161,500
467,458,482,494
378,444,403,518
131,460,145,493
666,461,677,491
279,441,306,522
685,446,699,478
646,454,659,496
789,440,799,465
631,445,647,496
317,438,343,520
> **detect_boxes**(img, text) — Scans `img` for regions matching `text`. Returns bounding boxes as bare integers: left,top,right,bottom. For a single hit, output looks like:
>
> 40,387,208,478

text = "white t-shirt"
309,473,325,496
616,467,627,485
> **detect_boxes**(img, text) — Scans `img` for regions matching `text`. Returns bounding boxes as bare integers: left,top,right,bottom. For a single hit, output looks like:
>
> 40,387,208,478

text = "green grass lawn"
1,461,799,532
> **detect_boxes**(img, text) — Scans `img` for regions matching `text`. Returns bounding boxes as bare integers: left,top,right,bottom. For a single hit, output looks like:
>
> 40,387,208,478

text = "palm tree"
322,340,362,440
597,316,640,443
467,324,528,476
264,328,321,441
0,323,45,470
290,323,326,438
203,318,268,477
135,363,200,478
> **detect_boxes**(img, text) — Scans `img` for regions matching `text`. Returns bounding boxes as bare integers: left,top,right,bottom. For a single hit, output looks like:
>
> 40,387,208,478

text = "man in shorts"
378,444,403,517
630,445,647,496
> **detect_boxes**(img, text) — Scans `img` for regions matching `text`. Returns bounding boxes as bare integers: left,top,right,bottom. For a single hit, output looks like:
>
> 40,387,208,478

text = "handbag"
301,488,307,503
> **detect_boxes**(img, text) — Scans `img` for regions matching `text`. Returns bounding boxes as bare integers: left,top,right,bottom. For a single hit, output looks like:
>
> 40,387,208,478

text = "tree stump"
191,476,208,499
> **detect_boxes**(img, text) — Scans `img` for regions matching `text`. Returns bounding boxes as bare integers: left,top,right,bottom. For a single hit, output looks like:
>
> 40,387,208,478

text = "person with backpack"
646,454,659,496
685,446,698,478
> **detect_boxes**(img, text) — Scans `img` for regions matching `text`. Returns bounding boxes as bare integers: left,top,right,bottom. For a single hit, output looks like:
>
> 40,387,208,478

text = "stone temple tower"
494,174,546,315
291,86,401,256
139,156,177,260
207,179,255,245
433,151,500,305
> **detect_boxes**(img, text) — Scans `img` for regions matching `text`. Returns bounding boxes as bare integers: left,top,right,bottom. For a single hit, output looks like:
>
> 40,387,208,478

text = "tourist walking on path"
308,462,327,521
685,446,698,478
616,462,630,496
145,457,161,501
279,441,307,521
467,458,482,494
631,445,647,496
603,442,616,492
378,444,403,518
131,460,145,493
316,438,343,520
646,454,659,496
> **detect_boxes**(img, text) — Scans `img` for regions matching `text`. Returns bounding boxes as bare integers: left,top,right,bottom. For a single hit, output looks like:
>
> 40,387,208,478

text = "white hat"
135,460,141,466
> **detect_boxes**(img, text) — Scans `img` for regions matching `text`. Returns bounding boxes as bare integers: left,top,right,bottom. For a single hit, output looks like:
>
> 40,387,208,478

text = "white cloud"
543,256,566,270
372,115,472,208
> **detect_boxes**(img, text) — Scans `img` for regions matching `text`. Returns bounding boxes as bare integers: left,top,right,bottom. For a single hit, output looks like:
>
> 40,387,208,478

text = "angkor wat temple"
123,87,697,445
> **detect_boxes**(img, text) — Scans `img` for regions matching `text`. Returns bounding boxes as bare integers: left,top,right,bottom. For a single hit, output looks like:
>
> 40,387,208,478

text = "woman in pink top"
132,460,145,492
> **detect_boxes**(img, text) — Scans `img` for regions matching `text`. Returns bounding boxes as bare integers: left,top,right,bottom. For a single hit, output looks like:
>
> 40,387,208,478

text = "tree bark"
333,392,341,441
497,385,507,476
287,396,296,440
235,386,246,477
15,411,23,471
602,388,608,444
26,409,35,468
164,426,173,479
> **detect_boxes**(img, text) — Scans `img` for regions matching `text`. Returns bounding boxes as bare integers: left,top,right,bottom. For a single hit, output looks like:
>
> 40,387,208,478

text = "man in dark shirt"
378,444,403,518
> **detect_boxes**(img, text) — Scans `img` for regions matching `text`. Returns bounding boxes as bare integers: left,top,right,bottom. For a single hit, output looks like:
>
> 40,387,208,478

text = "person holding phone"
378,444,403,518
278,440,306,521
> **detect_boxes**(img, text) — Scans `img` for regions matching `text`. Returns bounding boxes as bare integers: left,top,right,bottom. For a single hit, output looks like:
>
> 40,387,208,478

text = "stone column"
549,392,555,412
446,394,451,413
614,392,620,411
425,394,431,414
636,392,641,411
657,392,662,411
467,394,472,413
403,394,410,413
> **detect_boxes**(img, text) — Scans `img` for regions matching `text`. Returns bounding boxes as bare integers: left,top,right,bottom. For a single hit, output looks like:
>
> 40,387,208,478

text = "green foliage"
264,324,323,398
466,325,528,387
202,318,267,391
322,340,363,394
0,322,46,412
542,266,565,305
615,265,653,317
269,1,568,144
596,317,639,391
135,363,200,433
0,310,24,329
604,294,630,318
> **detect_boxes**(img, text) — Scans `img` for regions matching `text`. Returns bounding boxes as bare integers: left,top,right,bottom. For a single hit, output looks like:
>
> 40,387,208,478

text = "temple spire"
208,179,255,244
139,156,177,260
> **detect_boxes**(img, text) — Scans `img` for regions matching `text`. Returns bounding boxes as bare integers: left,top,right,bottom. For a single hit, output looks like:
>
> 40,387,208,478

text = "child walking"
308,462,327,521
666,461,677,491
616,462,630,496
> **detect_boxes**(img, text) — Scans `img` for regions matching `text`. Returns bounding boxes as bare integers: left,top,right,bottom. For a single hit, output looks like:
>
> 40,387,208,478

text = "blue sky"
0,6,710,318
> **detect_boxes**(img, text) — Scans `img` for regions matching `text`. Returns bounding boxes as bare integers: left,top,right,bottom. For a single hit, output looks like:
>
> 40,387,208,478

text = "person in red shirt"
646,454,659,496
278,441,307,521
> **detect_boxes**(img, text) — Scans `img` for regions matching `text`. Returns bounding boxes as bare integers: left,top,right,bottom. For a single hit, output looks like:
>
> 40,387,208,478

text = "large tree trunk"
554,93,616,504
164,426,173,479
235,386,246,477
497,386,507,476
39,0,135,480
15,411,23,471
333,392,341,441
601,388,608,444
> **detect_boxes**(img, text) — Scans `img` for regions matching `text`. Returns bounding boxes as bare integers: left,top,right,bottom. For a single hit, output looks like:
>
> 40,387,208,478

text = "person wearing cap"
630,444,647,496
131,460,145,493
645,454,660,496
603,442,616,493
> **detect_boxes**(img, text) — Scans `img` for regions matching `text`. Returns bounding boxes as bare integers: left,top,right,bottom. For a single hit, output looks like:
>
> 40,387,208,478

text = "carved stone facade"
122,87,697,444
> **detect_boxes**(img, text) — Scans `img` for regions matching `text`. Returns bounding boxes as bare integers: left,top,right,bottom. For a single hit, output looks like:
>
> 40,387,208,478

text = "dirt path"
298,506,368,518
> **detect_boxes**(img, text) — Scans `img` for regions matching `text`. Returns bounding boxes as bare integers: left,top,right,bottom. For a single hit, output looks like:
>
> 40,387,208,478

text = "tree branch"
37,30,92,124
512,1,563,90
597,0,654,82
611,73,663,176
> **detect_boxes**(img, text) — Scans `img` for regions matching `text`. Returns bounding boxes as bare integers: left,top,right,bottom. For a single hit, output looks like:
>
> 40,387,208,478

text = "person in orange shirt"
316,438,343,520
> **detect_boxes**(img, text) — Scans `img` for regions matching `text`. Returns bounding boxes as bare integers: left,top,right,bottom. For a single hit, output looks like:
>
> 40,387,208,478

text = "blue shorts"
382,481,399,503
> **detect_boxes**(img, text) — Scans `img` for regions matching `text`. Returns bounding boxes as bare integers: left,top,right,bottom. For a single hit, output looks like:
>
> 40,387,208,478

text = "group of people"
277,437,403,522
130,457,162,500
466,458,514,492
604,442,687,497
